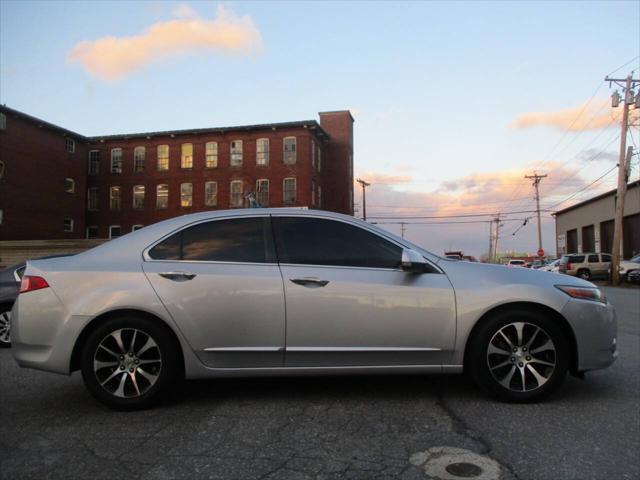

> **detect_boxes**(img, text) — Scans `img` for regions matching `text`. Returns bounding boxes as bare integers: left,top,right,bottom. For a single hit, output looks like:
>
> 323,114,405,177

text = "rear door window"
601,254,612,262
588,254,599,263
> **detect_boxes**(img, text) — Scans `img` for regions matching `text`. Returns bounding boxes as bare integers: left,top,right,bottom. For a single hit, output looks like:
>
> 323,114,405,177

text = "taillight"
19,275,50,294
566,262,572,271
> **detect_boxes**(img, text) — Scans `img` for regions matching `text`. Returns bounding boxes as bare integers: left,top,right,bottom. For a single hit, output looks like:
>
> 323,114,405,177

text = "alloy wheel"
93,328,162,398
486,322,556,392
0,310,11,345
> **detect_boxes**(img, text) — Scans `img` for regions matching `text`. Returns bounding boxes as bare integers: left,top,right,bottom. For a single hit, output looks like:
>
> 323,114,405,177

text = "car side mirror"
401,248,427,274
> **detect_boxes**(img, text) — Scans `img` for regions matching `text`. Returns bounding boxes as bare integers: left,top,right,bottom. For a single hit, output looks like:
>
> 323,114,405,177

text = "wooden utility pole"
493,215,502,263
606,73,639,285
525,173,548,257
356,178,371,221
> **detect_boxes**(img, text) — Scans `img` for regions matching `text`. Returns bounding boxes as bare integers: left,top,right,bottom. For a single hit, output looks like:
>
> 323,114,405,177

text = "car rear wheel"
80,315,179,409
0,306,12,348
467,309,569,402
577,269,591,280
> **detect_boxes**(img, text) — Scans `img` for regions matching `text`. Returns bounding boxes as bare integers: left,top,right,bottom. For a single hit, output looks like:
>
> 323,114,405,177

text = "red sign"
537,249,545,257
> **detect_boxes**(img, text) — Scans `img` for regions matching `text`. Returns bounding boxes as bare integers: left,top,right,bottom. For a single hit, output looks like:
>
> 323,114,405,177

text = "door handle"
159,271,197,281
290,278,329,288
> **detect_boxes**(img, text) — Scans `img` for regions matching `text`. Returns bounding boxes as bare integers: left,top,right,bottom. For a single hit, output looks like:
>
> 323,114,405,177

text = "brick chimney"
318,111,354,215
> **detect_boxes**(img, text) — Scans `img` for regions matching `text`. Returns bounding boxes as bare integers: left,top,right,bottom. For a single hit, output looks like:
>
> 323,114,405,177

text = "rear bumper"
561,298,617,372
11,292,90,375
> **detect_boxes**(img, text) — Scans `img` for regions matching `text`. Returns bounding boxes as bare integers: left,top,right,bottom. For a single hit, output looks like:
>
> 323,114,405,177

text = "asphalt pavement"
1,287,638,480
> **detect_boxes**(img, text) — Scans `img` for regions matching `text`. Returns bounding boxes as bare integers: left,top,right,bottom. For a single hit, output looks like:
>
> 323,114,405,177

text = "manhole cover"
410,446,502,480
446,461,483,477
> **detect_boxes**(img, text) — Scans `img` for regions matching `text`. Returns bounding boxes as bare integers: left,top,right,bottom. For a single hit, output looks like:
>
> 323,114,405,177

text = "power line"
545,164,618,210
367,209,550,220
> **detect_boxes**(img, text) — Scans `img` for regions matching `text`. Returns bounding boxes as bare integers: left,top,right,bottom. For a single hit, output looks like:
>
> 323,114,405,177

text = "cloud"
509,99,638,132
577,148,618,164
67,5,262,81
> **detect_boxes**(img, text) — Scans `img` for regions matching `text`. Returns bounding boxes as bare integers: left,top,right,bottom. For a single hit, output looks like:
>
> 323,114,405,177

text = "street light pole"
356,178,371,221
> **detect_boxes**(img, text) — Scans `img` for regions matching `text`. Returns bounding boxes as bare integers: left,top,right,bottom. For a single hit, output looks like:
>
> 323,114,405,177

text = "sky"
1,0,639,258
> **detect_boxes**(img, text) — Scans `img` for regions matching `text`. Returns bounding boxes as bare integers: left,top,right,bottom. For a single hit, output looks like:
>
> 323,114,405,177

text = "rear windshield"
510,260,525,265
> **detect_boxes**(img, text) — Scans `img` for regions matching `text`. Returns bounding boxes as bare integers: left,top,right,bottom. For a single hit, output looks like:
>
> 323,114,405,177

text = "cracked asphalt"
1,287,638,480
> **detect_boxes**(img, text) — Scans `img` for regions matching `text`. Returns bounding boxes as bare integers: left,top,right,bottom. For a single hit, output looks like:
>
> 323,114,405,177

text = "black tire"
467,309,569,403
0,304,12,348
80,315,180,410
577,269,591,280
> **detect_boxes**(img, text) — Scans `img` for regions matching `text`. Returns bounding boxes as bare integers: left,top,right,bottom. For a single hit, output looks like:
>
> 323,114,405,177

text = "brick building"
0,106,354,240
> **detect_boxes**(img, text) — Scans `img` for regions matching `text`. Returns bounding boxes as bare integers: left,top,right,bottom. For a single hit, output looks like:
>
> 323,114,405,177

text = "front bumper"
561,298,617,372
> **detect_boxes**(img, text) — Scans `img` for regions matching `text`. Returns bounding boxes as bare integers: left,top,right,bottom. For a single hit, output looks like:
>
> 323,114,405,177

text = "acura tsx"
11,209,617,409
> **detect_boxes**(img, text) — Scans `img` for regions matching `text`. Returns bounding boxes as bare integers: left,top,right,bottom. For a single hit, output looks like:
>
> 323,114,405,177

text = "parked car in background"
506,259,527,267
628,269,640,284
11,209,617,409
559,253,611,280
0,255,74,347
540,259,561,273
609,254,640,282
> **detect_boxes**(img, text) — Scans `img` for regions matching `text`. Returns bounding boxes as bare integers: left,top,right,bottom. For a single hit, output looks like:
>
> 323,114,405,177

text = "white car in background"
540,259,561,273
506,260,527,268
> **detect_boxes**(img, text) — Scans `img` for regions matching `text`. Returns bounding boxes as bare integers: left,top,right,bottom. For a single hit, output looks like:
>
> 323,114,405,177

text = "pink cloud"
509,99,638,132
67,5,262,81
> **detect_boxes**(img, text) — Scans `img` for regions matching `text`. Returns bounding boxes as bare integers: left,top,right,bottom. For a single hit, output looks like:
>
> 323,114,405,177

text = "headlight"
555,285,606,304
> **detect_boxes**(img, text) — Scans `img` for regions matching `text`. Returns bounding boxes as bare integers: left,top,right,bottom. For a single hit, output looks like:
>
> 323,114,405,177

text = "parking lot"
0,287,638,480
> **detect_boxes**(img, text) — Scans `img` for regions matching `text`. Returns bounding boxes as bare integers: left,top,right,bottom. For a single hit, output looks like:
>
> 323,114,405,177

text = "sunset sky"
1,1,638,257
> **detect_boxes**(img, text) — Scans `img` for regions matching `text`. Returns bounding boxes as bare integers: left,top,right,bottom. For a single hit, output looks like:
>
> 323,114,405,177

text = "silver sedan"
11,209,617,409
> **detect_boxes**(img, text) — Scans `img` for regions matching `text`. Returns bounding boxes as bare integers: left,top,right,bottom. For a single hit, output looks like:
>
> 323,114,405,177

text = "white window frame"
133,185,145,210
205,141,218,168
132,224,144,232
157,145,169,171
181,143,193,169
65,137,75,153
88,150,100,175
87,187,98,211
230,180,243,207
256,179,269,206
180,182,193,207
111,148,123,174
205,181,218,207
283,137,296,165
64,178,75,193
134,146,145,172
230,140,243,166
283,177,296,205
109,186,121,211
256,138,269,166
109,225,121,239
63,217,74,232
156,184,169,209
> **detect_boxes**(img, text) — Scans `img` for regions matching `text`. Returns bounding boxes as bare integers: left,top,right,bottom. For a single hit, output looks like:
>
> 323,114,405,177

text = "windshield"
630,255,640,263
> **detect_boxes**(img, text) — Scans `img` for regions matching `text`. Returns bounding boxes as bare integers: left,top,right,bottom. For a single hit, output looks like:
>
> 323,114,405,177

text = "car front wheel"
80,315,179,409
468,309,569,402
0,306,12,348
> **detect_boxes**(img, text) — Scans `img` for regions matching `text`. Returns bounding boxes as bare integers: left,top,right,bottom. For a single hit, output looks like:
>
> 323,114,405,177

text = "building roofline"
87,120,331,142
553,179,640,216
319,110,355,122
0,105,87,140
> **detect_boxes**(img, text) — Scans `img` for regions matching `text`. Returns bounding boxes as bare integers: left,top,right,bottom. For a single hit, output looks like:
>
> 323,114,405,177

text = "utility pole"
606,72,640,285
400,222,407,239
356,178,371,221
525,172,547,257
488,222,494,261
493,215,502,263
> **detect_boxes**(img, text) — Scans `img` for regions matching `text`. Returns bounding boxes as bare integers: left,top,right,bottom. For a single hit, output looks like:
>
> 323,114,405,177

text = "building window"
88,187,98,211
111,148,123,174
311,139,316,169
157,145,169,171
311,180,316,206
133,185,145,210
230,180,243,207
65,138,75,153
205,142,218,168
0,160,4,180
86,226,98,239
283,177,296,205
181,182,193,207
132,224,144,232
256,138,269,166
156,184,169,209
64,178,75,193
230,140,243,166
205,181,218,207
0,112,6,131
283,137,296,165
88,150,100,175
134,146,145,172
256,179,269,206
109,225,121,239
181,143,193,169
110,186,121,210
317,144,322,172
318,185,322,207
63,217,74,232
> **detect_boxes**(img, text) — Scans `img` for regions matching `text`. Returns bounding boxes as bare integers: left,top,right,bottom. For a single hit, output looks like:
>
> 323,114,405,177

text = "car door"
587,254,601,276
600,253,612,276
143,215,285,368
273,215,456,367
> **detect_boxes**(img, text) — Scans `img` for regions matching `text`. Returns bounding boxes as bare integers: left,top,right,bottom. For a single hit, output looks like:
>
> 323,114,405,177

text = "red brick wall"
319,111,354,215
0,112,87,240
86,128,324,236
